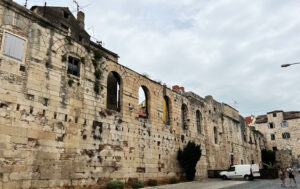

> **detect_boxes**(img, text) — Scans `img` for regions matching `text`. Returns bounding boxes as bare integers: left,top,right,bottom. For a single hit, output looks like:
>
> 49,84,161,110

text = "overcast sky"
15,0,300,116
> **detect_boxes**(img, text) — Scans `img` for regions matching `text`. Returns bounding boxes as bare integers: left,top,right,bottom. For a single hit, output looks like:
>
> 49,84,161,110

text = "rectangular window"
280,121,288,127
271,134,275,140
273,112,277,117
67,56,80,76
3,32,25,61
282,132,290,139
268,123,274,129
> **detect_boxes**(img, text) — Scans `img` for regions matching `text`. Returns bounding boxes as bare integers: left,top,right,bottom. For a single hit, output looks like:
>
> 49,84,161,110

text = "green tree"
177,141,202,181
261,149,275,168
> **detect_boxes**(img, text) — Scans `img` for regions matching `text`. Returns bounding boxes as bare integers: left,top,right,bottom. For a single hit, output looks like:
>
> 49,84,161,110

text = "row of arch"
106,71,202,133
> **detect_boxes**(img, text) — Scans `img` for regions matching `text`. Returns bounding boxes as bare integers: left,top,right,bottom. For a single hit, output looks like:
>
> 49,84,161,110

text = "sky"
15,0,300,116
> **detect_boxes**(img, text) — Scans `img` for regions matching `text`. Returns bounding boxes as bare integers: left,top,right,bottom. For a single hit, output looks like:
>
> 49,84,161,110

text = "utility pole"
24,0,28,8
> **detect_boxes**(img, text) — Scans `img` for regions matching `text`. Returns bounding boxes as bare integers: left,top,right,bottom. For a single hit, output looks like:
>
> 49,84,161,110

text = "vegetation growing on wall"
68,79,74,87
80,57,85,64
177,141,202,181
61,54,67,62
261,149,276,168
92,50,104,95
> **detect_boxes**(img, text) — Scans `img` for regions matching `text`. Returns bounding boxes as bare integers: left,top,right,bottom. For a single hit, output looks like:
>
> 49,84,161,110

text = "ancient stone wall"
0,1,264,188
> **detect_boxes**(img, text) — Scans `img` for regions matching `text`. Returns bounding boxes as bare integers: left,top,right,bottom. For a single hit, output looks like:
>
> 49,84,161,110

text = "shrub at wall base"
177,141,202,181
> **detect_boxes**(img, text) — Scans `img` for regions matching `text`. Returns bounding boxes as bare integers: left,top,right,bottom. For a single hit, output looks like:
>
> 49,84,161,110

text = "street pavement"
147,173,299,189
223,173,299,189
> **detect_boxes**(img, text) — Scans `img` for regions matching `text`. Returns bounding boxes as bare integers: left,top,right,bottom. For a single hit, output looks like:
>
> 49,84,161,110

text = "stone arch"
163,95,171,125
106,71,122,112
181,103,188,130
196,110,202,134
138,85,150,118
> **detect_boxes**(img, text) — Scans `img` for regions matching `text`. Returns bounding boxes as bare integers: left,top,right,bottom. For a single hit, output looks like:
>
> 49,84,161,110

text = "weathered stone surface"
0,1,265,188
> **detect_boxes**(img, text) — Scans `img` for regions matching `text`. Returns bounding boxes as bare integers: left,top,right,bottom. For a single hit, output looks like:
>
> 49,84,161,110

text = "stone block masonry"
0,1,265,188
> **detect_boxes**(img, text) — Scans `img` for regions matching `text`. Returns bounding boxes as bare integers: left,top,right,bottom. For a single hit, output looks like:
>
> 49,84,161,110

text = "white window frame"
0,30,27,63
280,121,288,127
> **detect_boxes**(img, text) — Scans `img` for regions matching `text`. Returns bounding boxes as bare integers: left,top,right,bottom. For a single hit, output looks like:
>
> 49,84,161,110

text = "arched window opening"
163,96,170,124
106,72,121,112
181,104,188,130
214,126,218,144
138,86,149,118
196,110,201,134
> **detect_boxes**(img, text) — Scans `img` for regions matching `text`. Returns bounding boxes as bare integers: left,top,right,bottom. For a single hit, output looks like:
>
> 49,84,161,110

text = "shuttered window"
4,33,25,61
67,56,80,77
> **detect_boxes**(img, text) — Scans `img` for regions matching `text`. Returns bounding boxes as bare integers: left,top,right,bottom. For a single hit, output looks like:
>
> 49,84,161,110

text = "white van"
219,164,260,180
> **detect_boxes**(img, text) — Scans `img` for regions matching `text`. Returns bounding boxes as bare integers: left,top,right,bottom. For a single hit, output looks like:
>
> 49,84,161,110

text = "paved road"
147,173,299,189
224,173,299,189
147,179,249,189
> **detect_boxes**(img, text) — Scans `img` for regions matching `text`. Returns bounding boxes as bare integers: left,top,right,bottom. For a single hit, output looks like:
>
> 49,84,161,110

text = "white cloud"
14,0,300,115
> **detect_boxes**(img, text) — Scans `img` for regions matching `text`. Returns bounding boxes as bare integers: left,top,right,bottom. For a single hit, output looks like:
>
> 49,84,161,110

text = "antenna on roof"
72,0,80,13
24,0,28,8
43,2,47,16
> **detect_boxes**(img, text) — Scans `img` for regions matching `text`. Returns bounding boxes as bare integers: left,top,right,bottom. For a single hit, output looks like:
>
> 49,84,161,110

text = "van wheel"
222,175,227,180
244,175,250,180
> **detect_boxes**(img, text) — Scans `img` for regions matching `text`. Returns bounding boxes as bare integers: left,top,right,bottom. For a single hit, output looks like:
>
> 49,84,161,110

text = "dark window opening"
282,132,290,139
16,104,20,111
42,98,49,106
138,86,149,118
63,11,69,19
27,94,34,100
214,126,218,144
272,147,278,151
75,116,78,123
196,110,201,134
79,35,83,42
42,110,45,116
251,160,254,164
19,65,25,72
67,56,80,77
163,96,170,124
271,134,275,140
67,56,80,76
268,122,274,129
106,72,121,112
181,104,188,130
54,112,57,119
30,106,33,114
65,114,68,122
273,112,277,117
